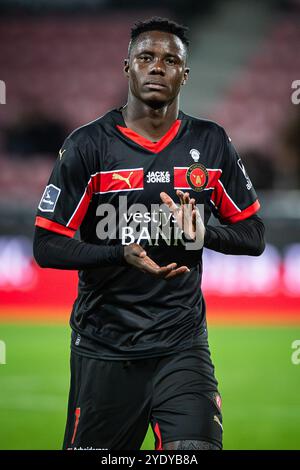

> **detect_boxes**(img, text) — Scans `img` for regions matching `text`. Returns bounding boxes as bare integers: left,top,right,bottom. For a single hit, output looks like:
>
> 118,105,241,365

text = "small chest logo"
112,171,133,188
186,163,208,191
146,171,170,184
189,148,200,162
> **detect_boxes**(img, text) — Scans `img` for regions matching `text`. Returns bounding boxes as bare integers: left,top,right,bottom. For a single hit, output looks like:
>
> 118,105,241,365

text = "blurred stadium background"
0,0,300,450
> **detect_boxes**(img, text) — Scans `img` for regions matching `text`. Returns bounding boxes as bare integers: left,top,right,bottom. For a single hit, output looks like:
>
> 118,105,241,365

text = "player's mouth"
144,81,167,90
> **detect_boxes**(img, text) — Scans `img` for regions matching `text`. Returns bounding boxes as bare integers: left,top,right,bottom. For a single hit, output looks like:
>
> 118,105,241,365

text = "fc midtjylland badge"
186,163,208,192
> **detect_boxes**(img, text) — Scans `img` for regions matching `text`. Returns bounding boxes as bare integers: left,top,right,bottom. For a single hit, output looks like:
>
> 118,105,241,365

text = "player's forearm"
33,226,125,270
204,214,265,256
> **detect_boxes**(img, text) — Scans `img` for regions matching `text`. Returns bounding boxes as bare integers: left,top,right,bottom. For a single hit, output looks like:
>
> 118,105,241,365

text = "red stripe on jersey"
207,169,223,187
67,180,94,230
35,216,76,238
226,199,260,223
153,422,163,451
173,168,259,223
98,169,144,193
71,407,81,445
174,167,190,188
210,179,241,222
174,167,222,189
65,169,143,231
211,180,260,223
117,120,181,153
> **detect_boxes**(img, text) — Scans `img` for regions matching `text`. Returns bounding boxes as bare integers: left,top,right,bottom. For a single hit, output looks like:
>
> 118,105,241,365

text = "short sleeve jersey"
35,109,260,360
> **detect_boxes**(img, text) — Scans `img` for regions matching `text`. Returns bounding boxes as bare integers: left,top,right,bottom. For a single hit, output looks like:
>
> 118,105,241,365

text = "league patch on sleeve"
38,184,61,212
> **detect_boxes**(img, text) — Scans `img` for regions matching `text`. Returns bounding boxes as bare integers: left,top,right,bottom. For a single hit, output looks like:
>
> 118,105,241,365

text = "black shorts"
63,346,223,450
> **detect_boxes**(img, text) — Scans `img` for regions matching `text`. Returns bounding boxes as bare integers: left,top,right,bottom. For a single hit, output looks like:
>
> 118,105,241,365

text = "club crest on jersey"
189,148,200,162
186,163,208,192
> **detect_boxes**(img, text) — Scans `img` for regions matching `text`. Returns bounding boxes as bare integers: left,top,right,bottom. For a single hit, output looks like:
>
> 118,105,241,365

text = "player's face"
124,31,189,108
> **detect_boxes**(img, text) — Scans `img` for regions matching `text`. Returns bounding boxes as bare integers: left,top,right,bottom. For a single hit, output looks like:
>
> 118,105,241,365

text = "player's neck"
122,96,180,142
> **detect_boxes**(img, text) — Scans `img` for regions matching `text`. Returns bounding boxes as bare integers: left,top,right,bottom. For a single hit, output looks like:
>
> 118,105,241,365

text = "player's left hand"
124,243,190,279
160,190,205,245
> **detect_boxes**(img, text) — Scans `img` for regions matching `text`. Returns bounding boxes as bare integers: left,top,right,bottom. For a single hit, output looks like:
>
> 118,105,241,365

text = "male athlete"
33,18,265,450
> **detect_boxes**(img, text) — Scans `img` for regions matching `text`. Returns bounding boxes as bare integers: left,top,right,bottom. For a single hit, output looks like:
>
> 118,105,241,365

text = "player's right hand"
123,243,190,280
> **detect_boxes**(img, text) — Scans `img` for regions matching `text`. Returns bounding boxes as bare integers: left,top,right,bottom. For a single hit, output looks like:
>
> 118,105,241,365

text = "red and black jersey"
35,108,260,360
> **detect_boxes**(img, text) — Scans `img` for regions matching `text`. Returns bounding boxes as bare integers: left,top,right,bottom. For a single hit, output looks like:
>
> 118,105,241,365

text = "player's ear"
124,59,130,78
181,67,190,86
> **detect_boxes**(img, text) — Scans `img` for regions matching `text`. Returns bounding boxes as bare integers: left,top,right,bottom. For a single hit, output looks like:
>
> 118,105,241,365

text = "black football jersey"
35,108,260,360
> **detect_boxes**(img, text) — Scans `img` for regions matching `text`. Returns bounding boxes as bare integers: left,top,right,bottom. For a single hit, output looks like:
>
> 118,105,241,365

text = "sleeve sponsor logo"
38,184,61,212
237,158,252,190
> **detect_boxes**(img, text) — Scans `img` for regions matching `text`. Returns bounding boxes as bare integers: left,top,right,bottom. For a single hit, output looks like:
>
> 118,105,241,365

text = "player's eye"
166,57,176,65
139,55,152,62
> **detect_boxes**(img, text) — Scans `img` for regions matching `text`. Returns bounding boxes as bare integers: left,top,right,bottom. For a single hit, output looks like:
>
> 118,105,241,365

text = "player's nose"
149,58,166,75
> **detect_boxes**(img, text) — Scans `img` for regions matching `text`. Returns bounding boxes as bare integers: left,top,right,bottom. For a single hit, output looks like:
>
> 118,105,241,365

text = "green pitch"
0,322,299,450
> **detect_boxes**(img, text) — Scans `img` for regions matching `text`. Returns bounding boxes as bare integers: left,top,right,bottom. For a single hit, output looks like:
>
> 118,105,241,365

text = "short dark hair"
128,17,190,57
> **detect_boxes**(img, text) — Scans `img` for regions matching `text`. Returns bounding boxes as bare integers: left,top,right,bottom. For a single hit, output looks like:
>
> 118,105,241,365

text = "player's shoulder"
181,111,228,140
65,109,116,148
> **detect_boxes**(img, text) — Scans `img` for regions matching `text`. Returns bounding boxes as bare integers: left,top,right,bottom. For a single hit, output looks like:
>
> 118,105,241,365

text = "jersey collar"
113,108,183,154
